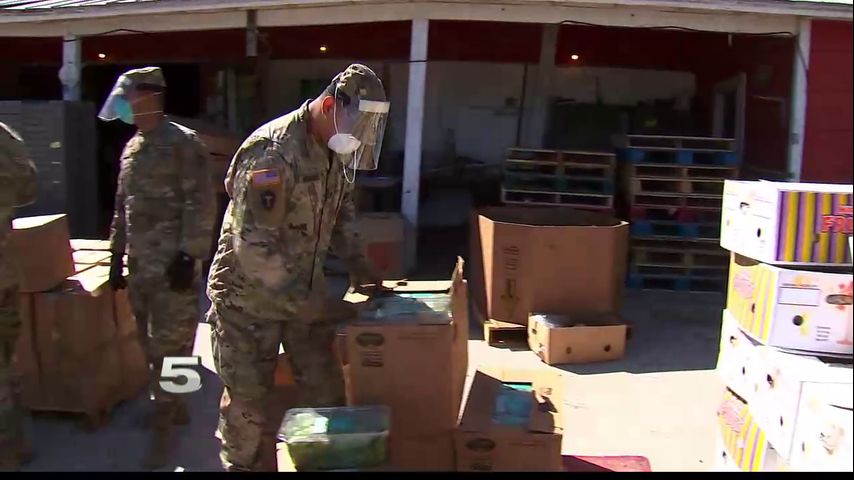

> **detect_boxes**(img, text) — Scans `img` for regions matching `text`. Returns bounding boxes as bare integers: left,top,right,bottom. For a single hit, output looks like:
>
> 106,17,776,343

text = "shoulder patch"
250,168,281,186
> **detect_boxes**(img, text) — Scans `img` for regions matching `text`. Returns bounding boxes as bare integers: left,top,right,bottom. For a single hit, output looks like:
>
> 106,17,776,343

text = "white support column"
522,24,559,148
59,35,81,101
402,18,428,271
787,18,811,182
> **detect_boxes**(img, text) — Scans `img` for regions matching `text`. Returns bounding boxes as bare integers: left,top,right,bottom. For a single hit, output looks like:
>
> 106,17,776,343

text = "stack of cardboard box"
469,206,632,365
10,214,148,427
714,180,853,472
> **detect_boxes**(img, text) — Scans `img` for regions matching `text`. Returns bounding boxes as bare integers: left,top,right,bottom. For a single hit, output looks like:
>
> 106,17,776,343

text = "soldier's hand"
109,252,128,291
166,251,195,292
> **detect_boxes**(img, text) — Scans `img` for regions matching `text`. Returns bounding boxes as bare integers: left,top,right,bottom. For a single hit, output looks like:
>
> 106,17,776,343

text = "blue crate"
624,149,738,166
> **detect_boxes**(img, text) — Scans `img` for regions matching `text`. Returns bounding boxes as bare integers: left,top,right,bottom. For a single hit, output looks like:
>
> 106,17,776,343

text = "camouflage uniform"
0,122,37,467
110,108,216,413
207,66,382,471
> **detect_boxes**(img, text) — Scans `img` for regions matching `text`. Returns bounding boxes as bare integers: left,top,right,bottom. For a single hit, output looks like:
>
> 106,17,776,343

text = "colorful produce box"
716,390,787,472
727,253,853,355
721,180,853,266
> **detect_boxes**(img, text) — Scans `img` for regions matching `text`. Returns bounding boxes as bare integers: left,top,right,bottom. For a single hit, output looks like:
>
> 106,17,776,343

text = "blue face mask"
114,97,135,125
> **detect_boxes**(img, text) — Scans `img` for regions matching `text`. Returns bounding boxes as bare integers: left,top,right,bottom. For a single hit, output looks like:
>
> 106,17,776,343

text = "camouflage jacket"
0,122,38,290
207,101,373,320
110,117,216,279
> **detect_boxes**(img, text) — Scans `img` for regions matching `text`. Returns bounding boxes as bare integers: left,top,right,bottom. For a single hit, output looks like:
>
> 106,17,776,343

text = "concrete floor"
20,285,725,472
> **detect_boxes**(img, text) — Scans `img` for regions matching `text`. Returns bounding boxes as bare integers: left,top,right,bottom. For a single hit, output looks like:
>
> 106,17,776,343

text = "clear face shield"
329,86,390,182
97,75,134,123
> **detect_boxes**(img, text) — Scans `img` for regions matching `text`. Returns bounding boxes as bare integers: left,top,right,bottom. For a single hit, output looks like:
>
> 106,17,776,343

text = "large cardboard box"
471,206,628,326
33,268,117,368
115,333,150,403
355,213,407,279
527,313,628,365
113,288,138,338
716,389,788,472
455,368,565,472
22,342,122,415
345,258,468,438
720,180,853,266
10,214,75,292
716,310,762,404
750,346,852,460
789,382,853,472
390,431,455,471
726,253,853,355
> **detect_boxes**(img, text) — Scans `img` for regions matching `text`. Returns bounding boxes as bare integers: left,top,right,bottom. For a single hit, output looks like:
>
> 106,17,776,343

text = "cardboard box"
716,310,762,404
11,294,38,378
345,257,468,437
355,213,406,279
455,368,565,472
33,266,117,366
720,180,853,266
389,431,456,471
115,333,149,402
113,288,137,338
750,346,852,460
10,214,75,292
789,382,853,472
527,313,627,365
471,206,628,326
70,238,111,251
716,389,787,472
726,253,853,355
22,342,122,415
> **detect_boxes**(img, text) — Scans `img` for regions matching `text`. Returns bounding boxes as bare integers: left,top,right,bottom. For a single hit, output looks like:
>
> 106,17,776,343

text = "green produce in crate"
279,406,389,471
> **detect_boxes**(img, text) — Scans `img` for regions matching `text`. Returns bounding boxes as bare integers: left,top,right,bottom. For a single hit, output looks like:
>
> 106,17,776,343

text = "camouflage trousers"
0,285,24,455
208,301,345,472
127,272,200,407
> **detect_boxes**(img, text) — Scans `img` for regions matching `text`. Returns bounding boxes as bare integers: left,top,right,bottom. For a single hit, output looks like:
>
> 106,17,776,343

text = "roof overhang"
0,0,850,37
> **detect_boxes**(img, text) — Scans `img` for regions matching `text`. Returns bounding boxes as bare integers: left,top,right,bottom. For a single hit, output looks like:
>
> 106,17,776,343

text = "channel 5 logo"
159,356,203,394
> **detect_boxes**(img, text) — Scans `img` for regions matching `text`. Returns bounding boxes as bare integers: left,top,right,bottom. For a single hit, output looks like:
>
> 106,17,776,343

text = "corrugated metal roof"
0,0,158,11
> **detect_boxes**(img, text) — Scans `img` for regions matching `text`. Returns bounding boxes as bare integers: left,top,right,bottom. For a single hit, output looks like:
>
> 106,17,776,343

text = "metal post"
787,18,811,182
59,35,81,101
402,18,428,271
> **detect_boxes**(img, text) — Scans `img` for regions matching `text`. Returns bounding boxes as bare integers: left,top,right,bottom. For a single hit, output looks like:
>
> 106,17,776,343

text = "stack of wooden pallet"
500,148,616,214
618,135,739,293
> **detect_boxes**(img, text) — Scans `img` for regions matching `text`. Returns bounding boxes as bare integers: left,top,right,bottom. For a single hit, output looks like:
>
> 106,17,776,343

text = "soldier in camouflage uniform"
0,122,38,471
100,67,216,469
206,64,390,471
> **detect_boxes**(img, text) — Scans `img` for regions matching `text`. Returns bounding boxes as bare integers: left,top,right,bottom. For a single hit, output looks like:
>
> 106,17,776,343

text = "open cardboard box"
470,206,628,326
343,257,468,470
11,214,76,292
528,312,628,365
455,368,565,472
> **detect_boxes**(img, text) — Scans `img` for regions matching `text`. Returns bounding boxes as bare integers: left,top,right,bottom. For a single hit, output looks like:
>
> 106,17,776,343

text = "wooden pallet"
630,220,720,240
629,264,728,278
630,163,738,180
628,205,721,223
506,148,617,167
504,174,613,195
632,177,724,196
617,135,736,152
627,274,727,293
630,193,723,210
483,319,528,348
502,187,614,209
631,244,729,268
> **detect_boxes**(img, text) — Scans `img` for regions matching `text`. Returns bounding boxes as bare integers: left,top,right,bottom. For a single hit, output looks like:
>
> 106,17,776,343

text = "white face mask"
327,83,363,155
327,133,361,155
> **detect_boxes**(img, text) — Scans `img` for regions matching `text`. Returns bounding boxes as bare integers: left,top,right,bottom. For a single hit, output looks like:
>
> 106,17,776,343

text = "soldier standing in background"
206,64,390,471
0,121,38,471
98,67,216,469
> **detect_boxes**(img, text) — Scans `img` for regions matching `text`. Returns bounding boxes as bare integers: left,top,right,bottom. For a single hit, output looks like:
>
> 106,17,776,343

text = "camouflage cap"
330,64,386,103
117,66,166,93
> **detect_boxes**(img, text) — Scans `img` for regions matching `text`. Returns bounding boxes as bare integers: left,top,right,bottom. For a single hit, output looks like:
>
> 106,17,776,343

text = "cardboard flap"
461,369,564,435
70,238,111,251
64,265,111,295
11,213,67,230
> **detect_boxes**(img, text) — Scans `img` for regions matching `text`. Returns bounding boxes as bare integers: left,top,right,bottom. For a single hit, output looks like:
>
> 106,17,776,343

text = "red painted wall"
801,20,853,183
